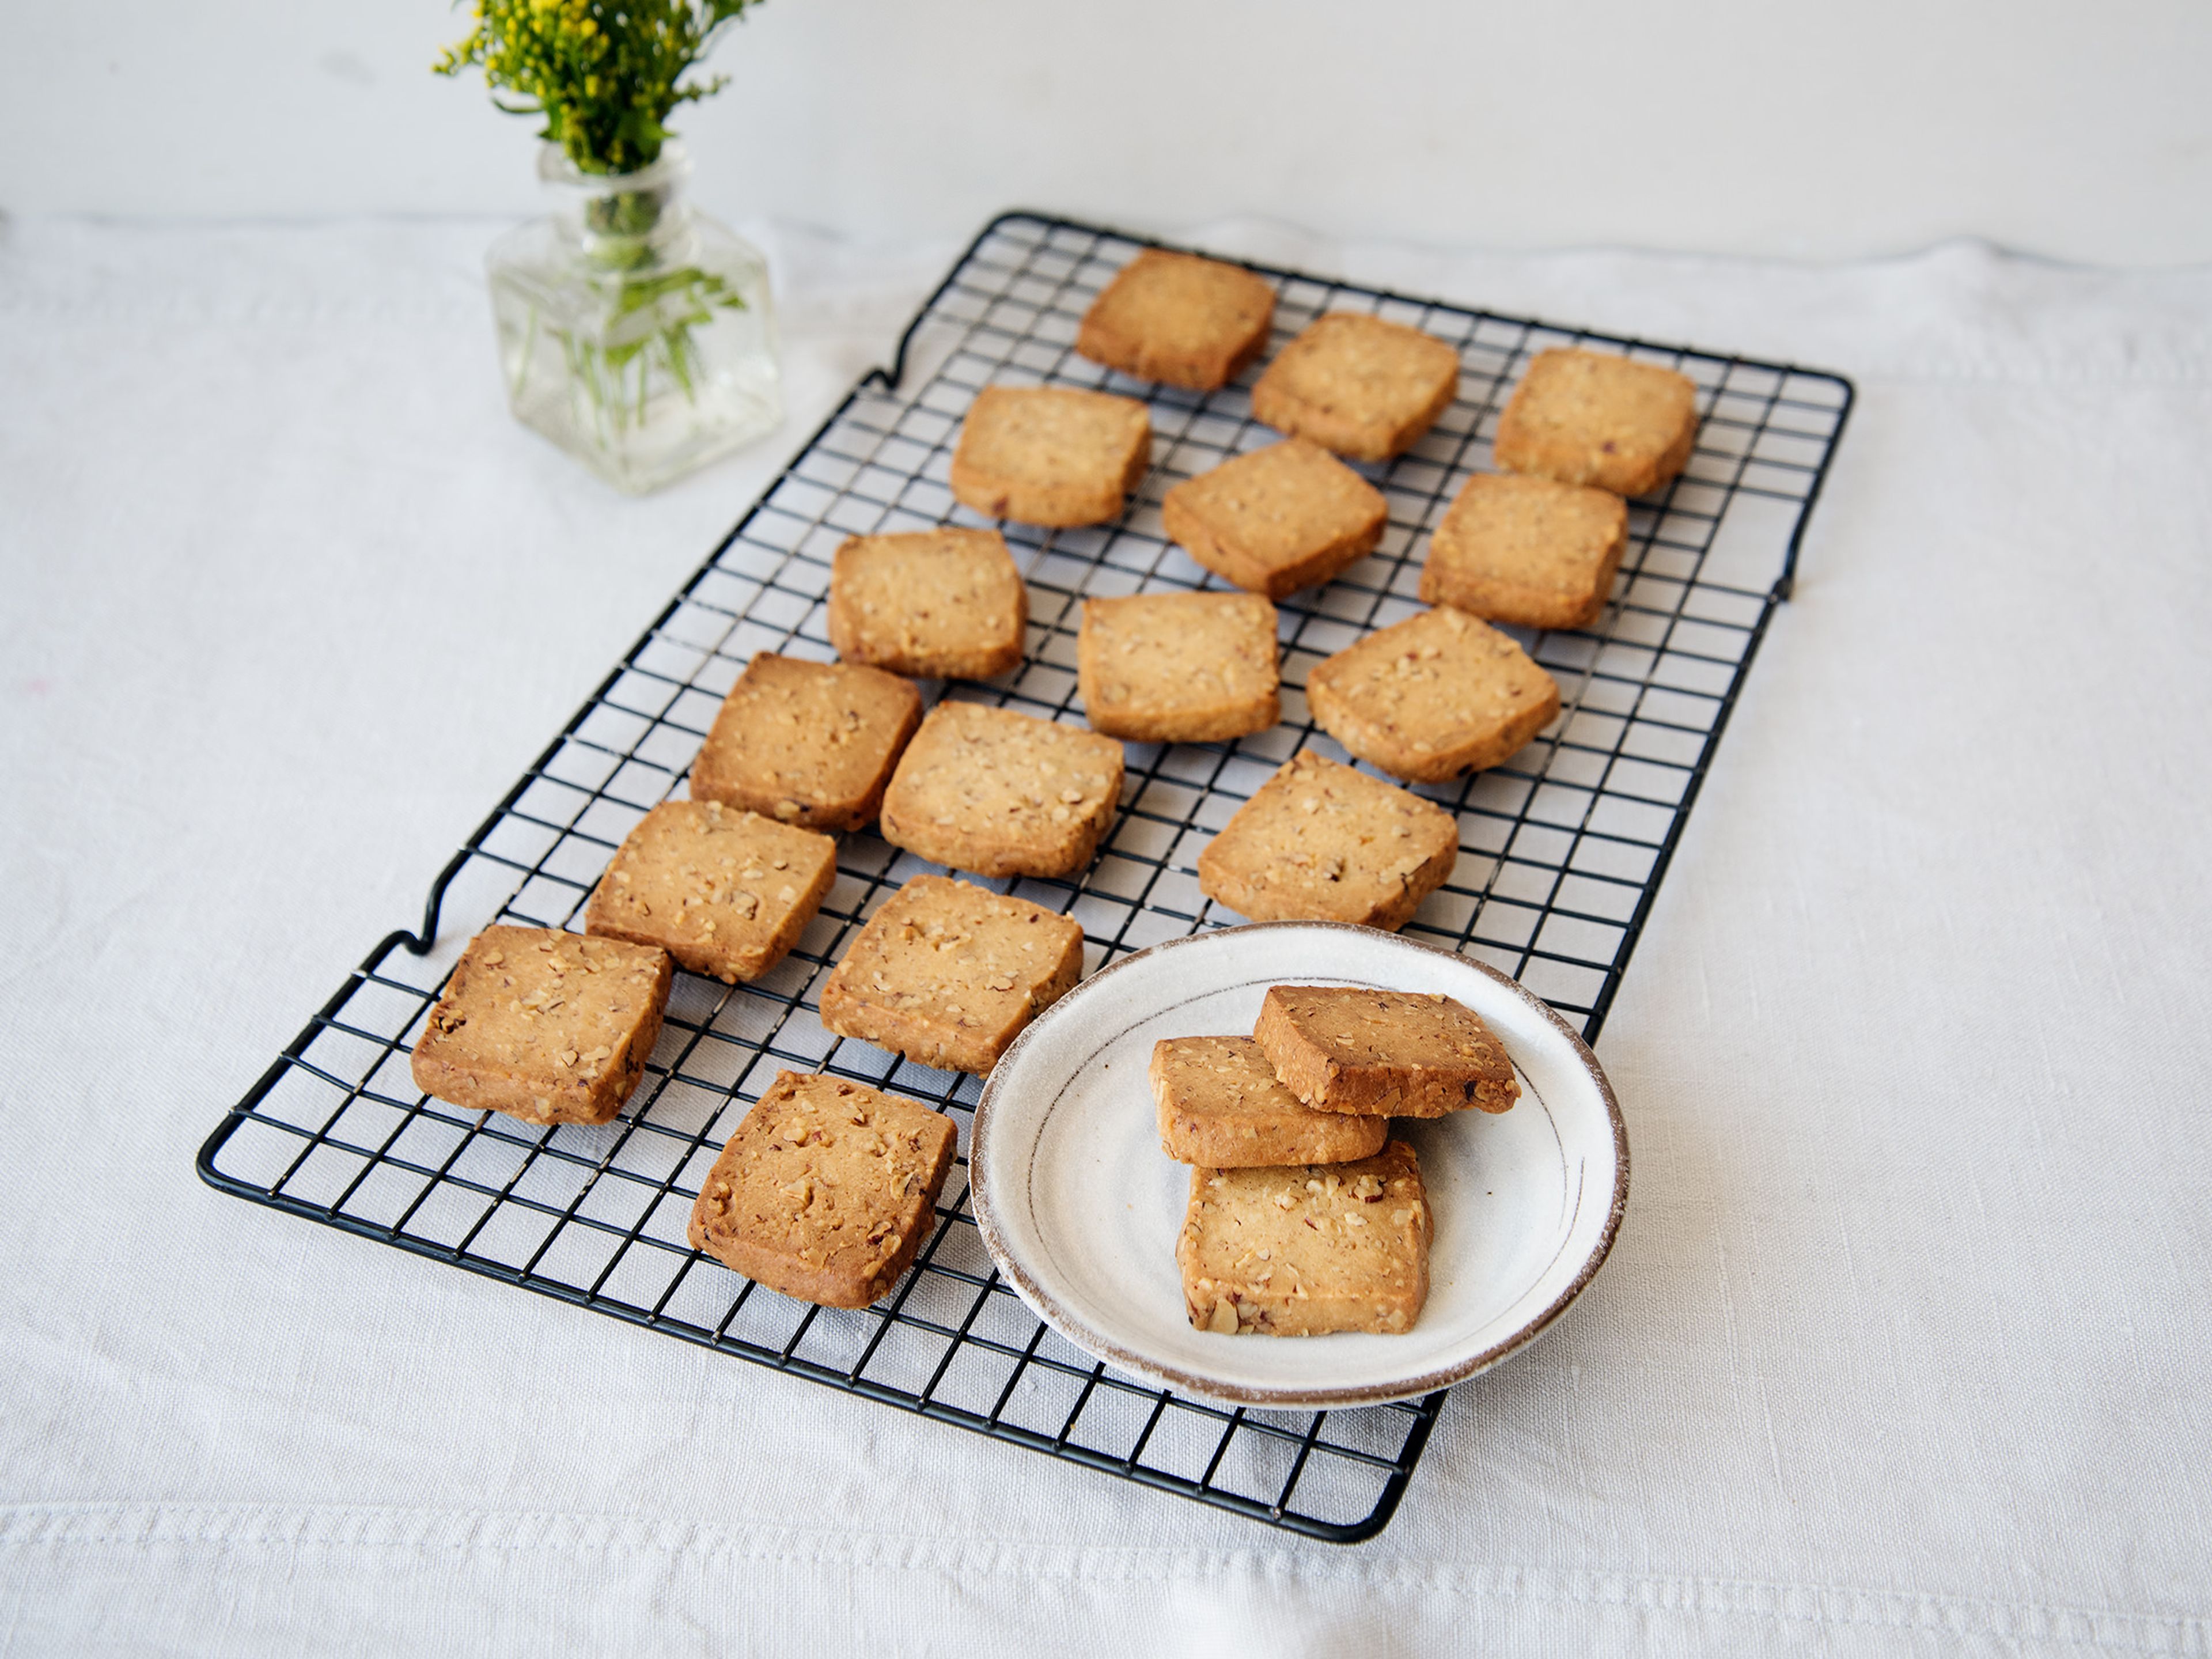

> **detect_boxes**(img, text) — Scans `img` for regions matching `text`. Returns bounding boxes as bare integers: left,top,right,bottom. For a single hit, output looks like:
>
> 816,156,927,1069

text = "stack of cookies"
1156,984,1518,1338
407,241,1698,1323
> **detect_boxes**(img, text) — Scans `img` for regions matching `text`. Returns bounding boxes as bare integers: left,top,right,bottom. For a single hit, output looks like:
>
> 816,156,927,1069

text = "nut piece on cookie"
949,385,1152,528
878,701,1125,879
1250,313,1461,463
1177,1141,1431,1336
584,800,836,985
828,527,1028,680
1161,439,1388,599
1150,1036,1387,1168
1196,749,1458,932
1419,472,1628,632
1493,347,1700,497
1077,591,1279,743
1252,985,1519,1118
687,1070,957,1308
410,925,672,1127
1305,605,1560,785
817,874,1086,1074
1075,248,1277,392
691,654,923,833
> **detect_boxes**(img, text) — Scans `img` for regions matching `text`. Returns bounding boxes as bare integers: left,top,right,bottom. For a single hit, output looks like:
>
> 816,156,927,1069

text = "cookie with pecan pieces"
1253,984,1518,1118
1077,590,1279,743
1160,439,1387,600
410,925,671,1126
585,800,835,984
1150,1036,1385,1167
878,701,1124,879
1419,471,1627,632
1493,347,1699,497
828,528,1028,680
949,385,1152,528
1178,1141,1430,1335
816,875,1086,1074
1195,750,1458,931
1075,247,1275,392
688,1071,957,1308
691,653,922,832
1250,313,1460,463
1305,605,1559,785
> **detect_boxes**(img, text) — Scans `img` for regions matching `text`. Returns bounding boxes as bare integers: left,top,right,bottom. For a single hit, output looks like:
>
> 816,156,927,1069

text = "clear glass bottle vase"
486,142,782,494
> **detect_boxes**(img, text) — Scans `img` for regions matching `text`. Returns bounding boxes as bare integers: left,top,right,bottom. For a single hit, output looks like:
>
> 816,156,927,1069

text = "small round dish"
968,921,1628,1410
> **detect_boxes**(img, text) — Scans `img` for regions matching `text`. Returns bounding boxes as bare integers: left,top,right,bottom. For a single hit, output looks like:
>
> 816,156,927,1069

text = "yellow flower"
440,0,767,171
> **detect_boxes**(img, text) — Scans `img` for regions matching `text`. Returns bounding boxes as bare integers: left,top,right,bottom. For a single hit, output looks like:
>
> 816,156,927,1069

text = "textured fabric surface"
1,215,2207,1656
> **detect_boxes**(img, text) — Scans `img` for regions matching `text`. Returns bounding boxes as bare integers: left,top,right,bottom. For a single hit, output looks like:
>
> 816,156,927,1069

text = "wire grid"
199,211,1853,1543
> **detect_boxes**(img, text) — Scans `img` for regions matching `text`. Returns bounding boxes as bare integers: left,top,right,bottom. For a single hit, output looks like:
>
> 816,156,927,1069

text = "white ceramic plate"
968,922,1628,1409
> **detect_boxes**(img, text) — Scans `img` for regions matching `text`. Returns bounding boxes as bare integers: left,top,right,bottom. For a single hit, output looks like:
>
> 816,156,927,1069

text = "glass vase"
486,142,782,494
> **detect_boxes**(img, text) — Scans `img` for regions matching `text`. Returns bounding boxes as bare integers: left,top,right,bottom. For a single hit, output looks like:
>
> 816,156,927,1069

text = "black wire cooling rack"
198,210,1853,1543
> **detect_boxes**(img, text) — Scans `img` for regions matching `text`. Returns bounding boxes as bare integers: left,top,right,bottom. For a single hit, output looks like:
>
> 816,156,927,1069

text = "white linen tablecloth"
2,214,2208,1656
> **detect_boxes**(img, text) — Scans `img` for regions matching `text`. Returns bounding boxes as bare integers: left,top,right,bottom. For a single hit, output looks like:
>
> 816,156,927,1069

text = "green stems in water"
521,266,748,442
584,189,668,254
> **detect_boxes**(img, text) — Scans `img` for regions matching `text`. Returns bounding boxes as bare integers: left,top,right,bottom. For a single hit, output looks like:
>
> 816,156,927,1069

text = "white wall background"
5,0,2210,264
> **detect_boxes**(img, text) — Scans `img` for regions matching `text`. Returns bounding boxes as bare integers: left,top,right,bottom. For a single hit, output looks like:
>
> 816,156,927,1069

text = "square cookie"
1075,248,1276,392
1419,472,1628,631
1077,591,1279,743
687,1070,957,1309
1161,439,1389,599
1250,313,1461,463
410,925,672,1127
1150,1036,1388,1168
1305,605,1560,784
584,800,837,984
691,653,923,832
1253,986,1519,1118
878,701,1126,878
948,385,1152,528
817,874,1086,1074
1177,1141,1431,1336
1493,347,1700,496
828,527,1028,680
1195,749,1459,932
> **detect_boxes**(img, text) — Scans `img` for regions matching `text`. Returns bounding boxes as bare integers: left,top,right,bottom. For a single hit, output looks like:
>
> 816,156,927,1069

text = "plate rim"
967,919,1631,1410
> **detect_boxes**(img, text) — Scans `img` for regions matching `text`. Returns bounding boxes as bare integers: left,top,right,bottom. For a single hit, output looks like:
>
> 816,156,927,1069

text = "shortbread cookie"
411,925,672,1126
878,701,1125,878
691,654,923,832
1250,313,1461,463
948,385,1152,528
1305,605,1559,785
1160,440,1388,599
816,874,1086,1074
1177,1141,1430,1336
1419,472,1628,631
1077,592,1279,743
1075,248,1276,392
688,1070,957,1308
1195,750,1458,931
1150,1036,1387,1167
584,800,836,984
1253,986,1518,1118
828,528,1028,680
1493,347,1700,496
